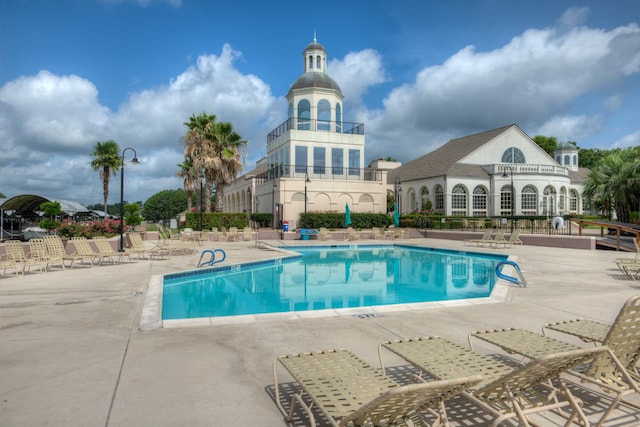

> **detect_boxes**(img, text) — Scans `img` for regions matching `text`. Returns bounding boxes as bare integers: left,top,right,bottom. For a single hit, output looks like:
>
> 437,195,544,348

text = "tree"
578,147,616,170
532,135,557,157
176,158,198,212
90,140,121,217
182,113,246,213
39,201,62,233
124,203,143,227
583,148,640,223
209,121,245,212
141,189,188,223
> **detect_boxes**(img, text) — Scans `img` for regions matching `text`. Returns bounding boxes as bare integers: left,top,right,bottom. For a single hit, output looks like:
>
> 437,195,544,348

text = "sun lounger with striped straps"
463,229,493,247
380,336,609,427
469,326,640,427
274,348,482,427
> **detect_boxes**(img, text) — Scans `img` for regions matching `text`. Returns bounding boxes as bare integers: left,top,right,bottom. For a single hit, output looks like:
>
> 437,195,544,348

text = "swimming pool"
161,245,507,321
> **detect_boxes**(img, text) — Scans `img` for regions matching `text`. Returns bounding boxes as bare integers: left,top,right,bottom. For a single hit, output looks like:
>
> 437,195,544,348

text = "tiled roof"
569,167,591,184
388,124,516,183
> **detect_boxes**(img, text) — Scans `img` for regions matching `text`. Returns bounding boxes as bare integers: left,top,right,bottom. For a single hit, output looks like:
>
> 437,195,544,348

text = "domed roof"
288,72,342,93
556,141,577,151
304,41,326,53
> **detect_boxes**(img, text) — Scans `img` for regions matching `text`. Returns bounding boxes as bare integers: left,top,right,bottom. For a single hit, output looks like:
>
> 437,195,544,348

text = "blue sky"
1,0,639,205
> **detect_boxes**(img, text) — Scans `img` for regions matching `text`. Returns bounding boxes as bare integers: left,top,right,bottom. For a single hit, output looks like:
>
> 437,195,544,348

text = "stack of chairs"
43,235,86,268
91,236,131,264
4,240,46,274
126,232,171,259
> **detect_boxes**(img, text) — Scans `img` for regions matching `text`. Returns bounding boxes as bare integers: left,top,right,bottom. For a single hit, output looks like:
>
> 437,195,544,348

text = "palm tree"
208,121,245,213
90,140,121,217
583,148,640,223
182,113,246,213
176,158,198,212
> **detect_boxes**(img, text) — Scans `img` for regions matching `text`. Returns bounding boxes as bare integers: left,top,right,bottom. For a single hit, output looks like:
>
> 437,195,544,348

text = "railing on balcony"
267,117,365,143
492,163,569,176
253,164,383,184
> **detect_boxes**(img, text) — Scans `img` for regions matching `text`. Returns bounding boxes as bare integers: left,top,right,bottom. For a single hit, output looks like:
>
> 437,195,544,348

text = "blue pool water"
162,245,507,320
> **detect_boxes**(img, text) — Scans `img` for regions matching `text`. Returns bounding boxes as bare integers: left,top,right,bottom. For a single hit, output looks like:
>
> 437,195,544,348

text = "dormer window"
502,147,525,163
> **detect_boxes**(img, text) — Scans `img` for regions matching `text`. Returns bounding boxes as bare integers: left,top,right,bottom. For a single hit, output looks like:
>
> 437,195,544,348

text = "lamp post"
119,147,140,252
199,171,205,231
272,181,277,229
395,177,402,215
304,172,311,229
502,165,515,233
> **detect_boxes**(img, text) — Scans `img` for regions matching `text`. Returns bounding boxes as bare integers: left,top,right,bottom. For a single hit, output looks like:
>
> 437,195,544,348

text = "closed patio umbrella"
345,203,352,227
393,203,399,227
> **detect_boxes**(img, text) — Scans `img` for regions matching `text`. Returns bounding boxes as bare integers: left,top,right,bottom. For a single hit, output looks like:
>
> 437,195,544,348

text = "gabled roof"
388,124,516,183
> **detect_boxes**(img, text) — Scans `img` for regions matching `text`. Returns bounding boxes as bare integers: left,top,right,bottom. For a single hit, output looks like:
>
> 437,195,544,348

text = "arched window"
316,55,321,70
570,189,578,212
559,187,567,213
335,103,342,133
573,155,577,165
434,185,444,212
451,185,467,216
501,147,526,163
308,55,313,69
317,99,331,131
408,189,417,212
521,185,537,215
472,186,487,217
555,155,561,163
297,99,310,130
564,155,570,165
420,187,429,211
543,186,556,216
500,185,513,216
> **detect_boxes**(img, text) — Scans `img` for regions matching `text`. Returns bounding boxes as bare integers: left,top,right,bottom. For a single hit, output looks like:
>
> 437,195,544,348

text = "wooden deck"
573,219,640,252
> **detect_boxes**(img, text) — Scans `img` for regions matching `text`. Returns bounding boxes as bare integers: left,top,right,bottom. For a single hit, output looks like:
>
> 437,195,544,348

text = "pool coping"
139,244,516,330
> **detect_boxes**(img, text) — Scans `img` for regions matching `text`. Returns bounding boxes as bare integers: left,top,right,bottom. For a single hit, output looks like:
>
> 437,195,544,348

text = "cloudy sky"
1,0,639,206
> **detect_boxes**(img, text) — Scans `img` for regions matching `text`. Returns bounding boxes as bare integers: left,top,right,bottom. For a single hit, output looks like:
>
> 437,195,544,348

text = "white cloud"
612,130,640,149
329,49,387,106
535,115,602,142
0,45,277,204
557,7,590,30
1,10,639,206
361,20,640,162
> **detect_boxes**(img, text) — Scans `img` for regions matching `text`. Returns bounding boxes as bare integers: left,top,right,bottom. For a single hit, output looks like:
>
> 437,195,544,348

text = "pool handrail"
198,249,226,267
495,260,527,287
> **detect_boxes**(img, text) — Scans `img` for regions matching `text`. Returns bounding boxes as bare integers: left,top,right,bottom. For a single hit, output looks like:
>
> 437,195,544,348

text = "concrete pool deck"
1,236,639,426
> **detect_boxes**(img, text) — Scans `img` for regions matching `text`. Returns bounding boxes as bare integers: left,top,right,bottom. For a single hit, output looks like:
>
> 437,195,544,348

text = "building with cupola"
223,37,390,228
224,38,588,227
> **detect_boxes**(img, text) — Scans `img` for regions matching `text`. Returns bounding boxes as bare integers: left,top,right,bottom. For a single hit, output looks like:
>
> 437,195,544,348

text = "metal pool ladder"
495,260,527,287
198,249,226,267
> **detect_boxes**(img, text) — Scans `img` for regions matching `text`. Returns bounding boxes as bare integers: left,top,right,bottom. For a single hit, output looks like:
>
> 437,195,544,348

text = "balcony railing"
253,164,383,184
492,163,569,176
267,117,365,143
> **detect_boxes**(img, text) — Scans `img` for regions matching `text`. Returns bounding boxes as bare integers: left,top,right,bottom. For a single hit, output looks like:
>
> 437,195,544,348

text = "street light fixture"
199,170,205,231
395,177,403,215
502,165,515,233
304,172,311,229
119,147,140,252
272,181,277,229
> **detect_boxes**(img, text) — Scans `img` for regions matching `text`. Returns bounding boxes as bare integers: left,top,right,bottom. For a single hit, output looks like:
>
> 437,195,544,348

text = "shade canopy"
0,194,90,215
